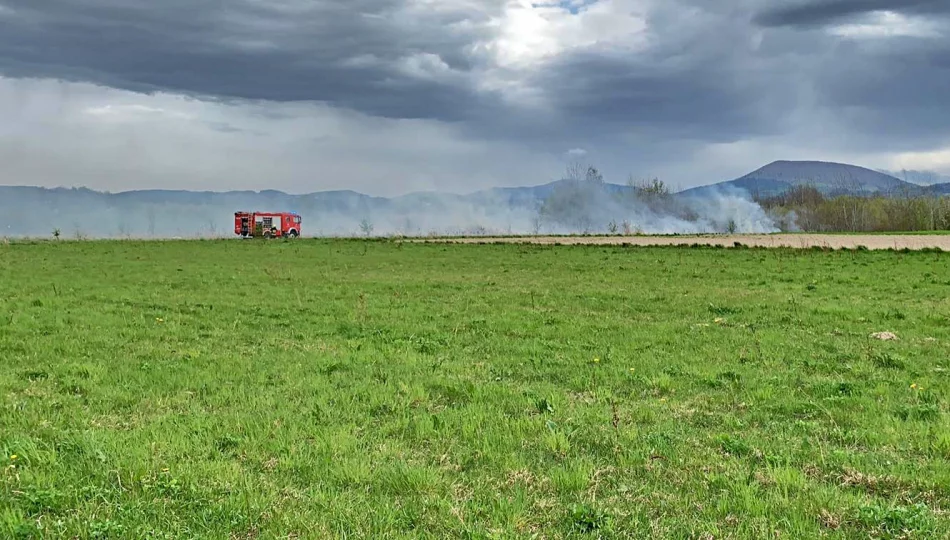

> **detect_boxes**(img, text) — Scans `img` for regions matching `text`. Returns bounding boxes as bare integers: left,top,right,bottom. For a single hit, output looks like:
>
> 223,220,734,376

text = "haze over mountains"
2,160,948,238
681,161,950,198
879,169,950,187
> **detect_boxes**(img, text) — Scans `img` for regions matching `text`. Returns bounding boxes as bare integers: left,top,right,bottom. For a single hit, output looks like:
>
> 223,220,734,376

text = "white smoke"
0,180,781,239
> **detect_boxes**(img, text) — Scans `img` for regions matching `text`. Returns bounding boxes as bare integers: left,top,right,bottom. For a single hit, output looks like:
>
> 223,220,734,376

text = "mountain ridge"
2,160,948,237
678,160,944,198
6,160,945,202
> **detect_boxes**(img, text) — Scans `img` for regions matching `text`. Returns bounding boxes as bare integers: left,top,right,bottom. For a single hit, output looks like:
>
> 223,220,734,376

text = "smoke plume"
0,172,779,239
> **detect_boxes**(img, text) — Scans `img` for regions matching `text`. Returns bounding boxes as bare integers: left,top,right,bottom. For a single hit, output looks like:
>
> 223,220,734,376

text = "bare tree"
531,214,542,235
538,162,606,233
146,207,156,237
829,172,867,231
359,218,374,237
565,161,585,182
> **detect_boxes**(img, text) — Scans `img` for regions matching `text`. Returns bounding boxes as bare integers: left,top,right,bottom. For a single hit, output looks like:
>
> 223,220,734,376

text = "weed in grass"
568,503,614,533
855,502,934,537
871,351,906,370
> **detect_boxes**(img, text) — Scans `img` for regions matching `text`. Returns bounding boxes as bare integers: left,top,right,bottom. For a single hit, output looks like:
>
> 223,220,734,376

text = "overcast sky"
1,0,948,196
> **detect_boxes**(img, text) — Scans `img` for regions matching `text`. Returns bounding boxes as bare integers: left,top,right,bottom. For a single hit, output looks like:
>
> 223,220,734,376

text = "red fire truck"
234,211,301,238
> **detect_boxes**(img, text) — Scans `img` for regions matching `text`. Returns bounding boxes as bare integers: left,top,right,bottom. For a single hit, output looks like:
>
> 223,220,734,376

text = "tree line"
754,185,950,233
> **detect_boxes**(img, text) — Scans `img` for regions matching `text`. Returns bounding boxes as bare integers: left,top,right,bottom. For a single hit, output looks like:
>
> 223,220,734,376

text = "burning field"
426,233,950,250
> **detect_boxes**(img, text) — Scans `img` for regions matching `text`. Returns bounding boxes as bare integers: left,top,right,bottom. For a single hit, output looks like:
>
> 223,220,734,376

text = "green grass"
1,239,948,539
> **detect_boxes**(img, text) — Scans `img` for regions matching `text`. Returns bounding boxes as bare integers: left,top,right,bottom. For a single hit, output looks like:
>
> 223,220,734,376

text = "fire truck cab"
234,211,301,238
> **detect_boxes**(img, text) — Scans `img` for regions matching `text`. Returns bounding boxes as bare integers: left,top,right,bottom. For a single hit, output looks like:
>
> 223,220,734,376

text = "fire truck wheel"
288,229,299,238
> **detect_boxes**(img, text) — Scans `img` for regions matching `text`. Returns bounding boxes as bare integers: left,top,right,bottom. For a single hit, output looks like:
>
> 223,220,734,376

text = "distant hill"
1,159,947,238
679,160,926,198
930,183,950,195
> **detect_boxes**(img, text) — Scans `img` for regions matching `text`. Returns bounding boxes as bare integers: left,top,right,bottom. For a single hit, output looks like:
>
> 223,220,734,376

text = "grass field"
1,239,948,539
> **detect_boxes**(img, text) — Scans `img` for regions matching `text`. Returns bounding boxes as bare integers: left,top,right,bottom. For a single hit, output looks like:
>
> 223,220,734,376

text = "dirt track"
424,234,950,251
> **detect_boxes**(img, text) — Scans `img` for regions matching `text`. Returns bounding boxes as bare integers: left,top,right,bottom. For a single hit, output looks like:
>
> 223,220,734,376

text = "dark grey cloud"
755,0,950,28
0,0,795,147
809,39,950,150
1,0,950,186
0,0,504,122
529,52,789,145
741,0,950,151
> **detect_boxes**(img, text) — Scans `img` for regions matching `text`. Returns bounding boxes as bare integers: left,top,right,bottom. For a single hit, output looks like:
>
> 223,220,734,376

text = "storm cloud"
1,0,949,195
0,0,506,121
754,0,950,28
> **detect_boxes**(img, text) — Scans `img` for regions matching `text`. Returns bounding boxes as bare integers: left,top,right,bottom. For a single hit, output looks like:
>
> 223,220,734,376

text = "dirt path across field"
420,234,950,251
